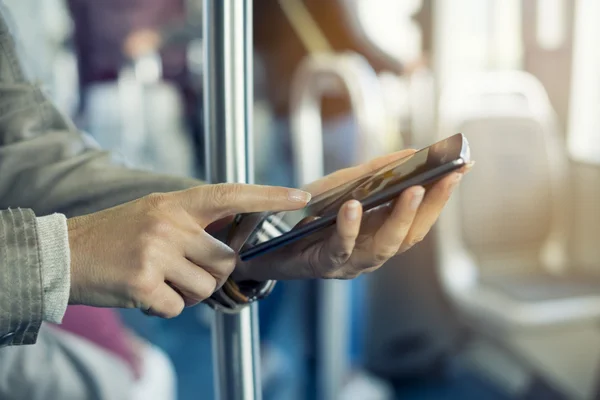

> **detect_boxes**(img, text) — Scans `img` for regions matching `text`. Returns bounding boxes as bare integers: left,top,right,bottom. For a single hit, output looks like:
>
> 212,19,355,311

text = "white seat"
436,70,600,332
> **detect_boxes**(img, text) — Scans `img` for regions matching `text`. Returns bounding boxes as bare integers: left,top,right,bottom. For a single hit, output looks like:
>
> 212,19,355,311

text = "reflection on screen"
241,133,465,251
279,148,435,228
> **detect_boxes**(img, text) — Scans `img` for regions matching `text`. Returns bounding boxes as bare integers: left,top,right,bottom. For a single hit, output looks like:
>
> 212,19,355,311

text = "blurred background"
6,0,600,399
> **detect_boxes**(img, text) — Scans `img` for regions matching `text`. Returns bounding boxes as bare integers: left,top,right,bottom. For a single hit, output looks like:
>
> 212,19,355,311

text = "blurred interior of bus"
5,0,600,399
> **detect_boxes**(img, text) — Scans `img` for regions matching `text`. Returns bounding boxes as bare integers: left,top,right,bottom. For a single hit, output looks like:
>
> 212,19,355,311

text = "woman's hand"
237,151,473,281
67,184,311,318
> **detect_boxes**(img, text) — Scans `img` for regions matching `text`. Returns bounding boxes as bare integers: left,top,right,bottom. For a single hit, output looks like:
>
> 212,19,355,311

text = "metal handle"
289,52,388,400
289,52,388,185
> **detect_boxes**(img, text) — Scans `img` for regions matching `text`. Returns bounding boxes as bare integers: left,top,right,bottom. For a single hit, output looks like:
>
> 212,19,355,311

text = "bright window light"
355,0,423,65
568,0,600,164
536,0,567,50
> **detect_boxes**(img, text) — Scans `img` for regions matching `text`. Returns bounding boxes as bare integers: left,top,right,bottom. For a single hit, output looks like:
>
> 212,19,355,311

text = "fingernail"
346,201,360,221
449,173,463,191
288,189,312,203
410,188,425,211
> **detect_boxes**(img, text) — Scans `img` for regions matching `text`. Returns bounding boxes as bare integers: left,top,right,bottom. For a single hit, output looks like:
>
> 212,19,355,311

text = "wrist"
66,216,87,305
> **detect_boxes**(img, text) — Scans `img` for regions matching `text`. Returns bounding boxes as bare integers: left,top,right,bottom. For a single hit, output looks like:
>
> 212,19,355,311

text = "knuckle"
374,253,393,265
130,267,159,300
143,216,173,239
137,283,155,301
209,183,239,206
373,248,397,264
186,276,218,304
183,294,204,307
163,298,185,319
136,235,159,264
145,192,171,210
330,250,351,267
192,278,218,302
340,230,359,241
203,278,219,300
349,270,363,279
399,235,426,253
130,242,163,296
134,227,171,255
408,235,425,248
188,220,205,235
221,255,237,275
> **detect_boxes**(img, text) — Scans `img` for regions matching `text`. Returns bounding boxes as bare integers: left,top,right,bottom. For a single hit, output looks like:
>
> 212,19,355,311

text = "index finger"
304,149,417,196
181,183,311,226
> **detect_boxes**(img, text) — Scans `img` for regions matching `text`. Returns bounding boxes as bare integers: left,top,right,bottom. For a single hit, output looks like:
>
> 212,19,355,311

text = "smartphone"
229,133,471,261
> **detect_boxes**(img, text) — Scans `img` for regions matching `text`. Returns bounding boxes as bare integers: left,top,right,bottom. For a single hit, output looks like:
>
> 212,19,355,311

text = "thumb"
181,183,311,226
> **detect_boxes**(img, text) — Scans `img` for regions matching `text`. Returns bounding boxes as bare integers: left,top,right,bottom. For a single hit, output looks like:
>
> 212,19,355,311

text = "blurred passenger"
66,0,204,175
255,0,403,120
0,326,139,399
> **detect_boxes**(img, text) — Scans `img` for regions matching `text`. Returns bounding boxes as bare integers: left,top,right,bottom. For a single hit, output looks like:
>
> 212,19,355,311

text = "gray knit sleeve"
36,213,70,324
0,209,70,347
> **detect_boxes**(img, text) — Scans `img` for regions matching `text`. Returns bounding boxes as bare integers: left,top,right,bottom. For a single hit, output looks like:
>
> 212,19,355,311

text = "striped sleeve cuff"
0,209,44,346
36,213,70,324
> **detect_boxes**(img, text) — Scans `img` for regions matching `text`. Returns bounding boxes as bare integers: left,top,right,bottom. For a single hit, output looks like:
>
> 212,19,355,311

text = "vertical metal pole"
203,1,262,400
